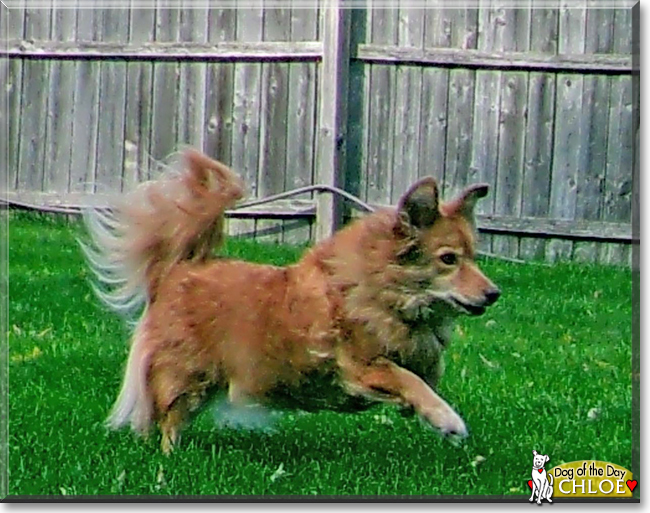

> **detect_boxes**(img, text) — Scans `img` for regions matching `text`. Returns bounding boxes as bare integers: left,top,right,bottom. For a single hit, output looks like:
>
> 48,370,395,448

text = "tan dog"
82,149,500,453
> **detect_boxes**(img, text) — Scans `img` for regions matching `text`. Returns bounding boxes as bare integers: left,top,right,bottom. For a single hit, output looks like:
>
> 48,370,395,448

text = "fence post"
315,0,351,242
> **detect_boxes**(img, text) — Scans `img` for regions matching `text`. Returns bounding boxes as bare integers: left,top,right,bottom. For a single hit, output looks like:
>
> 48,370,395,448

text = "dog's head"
532,450,550,469
393,178,500,317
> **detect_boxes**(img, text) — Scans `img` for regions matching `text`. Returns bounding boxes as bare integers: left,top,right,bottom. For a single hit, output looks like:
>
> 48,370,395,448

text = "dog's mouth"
450,297,486,316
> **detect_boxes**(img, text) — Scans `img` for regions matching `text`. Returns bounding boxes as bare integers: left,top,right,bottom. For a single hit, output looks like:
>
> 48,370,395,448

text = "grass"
7,212,633,498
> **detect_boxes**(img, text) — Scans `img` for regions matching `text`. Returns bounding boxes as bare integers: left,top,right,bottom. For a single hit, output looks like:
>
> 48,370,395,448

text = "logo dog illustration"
529,450,554,504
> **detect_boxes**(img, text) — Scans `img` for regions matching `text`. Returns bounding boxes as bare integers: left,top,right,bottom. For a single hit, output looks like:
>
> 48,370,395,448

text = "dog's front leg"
341,356,467,437
529,483,536,502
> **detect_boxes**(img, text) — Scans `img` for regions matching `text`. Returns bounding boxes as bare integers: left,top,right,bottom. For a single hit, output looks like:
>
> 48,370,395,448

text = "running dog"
81,149,500,453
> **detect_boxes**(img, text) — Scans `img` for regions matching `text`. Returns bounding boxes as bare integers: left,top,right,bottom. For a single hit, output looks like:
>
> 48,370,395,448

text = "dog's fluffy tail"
106,316,153,432
80,149,245,318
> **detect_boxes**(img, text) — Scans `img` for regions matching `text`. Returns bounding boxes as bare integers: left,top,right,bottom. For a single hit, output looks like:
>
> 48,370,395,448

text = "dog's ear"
441,183,489,221
396,178,440,232
545,455,549,463
533,450,538,456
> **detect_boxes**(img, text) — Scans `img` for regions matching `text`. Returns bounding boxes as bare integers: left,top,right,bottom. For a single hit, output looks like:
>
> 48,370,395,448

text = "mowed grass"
8,213,633,498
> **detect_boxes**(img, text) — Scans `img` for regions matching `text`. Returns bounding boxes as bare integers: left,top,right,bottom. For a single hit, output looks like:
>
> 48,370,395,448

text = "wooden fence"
0,1,638,264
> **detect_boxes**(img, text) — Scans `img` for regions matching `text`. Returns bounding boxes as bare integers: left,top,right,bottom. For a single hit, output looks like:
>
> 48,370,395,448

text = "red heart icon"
538,469,543,473
626,480,637,492
527,480,533,489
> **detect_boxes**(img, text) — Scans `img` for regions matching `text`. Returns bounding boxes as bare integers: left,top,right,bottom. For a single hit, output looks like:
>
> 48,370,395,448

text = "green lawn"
7,213,633,498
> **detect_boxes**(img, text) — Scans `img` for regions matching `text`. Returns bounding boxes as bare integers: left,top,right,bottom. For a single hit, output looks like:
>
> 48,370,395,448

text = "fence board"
602,8,633,265
390,4,424,203
149,7,180,170
69,8,101,194
123,6,155,188
442,9,478,199
471,2,502,254
603,75,633,265
547,6,585,262
18,8,51,192
5,3,24,191
284,2,318,244
95,8,129,193
204,9,236,166
43,5,76,193
365,8,397,206
492,8,529,258
444,69,475,198
177,5,207,152
519,7,558,261
230,8,263,237
0,57,7,189
315,1,350,241
574,9,614,263
418,8,450,193
257,6,291,242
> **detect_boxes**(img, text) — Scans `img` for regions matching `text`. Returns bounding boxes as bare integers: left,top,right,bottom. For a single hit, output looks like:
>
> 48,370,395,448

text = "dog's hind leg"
155,376,219,454
159,399,187,454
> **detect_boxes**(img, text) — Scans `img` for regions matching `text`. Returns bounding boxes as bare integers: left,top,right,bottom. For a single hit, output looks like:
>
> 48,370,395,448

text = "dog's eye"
440,253,458,266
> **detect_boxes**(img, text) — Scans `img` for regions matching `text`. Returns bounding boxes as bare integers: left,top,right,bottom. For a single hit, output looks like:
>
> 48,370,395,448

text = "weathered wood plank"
0,57,8,190
177,6,208,152
355,44,632,73
5,189,634,244
471,1,502,255
390,5,424,203
123,6,155,187
573,8,614,263
475,214,632,242
43,6,76,193
284,2,318,244
315,0,350,241
3,39,323,61
18,7,51,192
4,3,25,191
204,9,236,164
519,6,558,261
418,8,450,195
519,72,555,261
444,68,475,198
149,8,180,167
257,6,291,243
364,8,398,208
69,8,101,194
492,72,527,257
95,8,129,193
603,75,633,265
201,7,233,248
442,9,478,199
547,6,585,263
492,7,529,258
4,191,316,218
601,7,633,265
230,7,264,238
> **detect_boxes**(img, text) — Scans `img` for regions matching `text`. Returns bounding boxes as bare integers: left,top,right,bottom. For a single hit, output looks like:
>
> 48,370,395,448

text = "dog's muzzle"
452,287,501,316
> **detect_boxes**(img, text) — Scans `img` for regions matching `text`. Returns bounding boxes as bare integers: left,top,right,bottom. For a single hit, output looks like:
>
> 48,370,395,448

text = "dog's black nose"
484,287,501,306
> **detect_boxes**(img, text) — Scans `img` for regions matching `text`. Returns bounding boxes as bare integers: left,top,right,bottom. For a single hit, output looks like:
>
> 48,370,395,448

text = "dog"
530,450,554,504
81,149,500,453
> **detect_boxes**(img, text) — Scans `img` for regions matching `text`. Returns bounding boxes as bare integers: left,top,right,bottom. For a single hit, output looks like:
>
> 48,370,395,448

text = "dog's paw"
433,409,468,439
